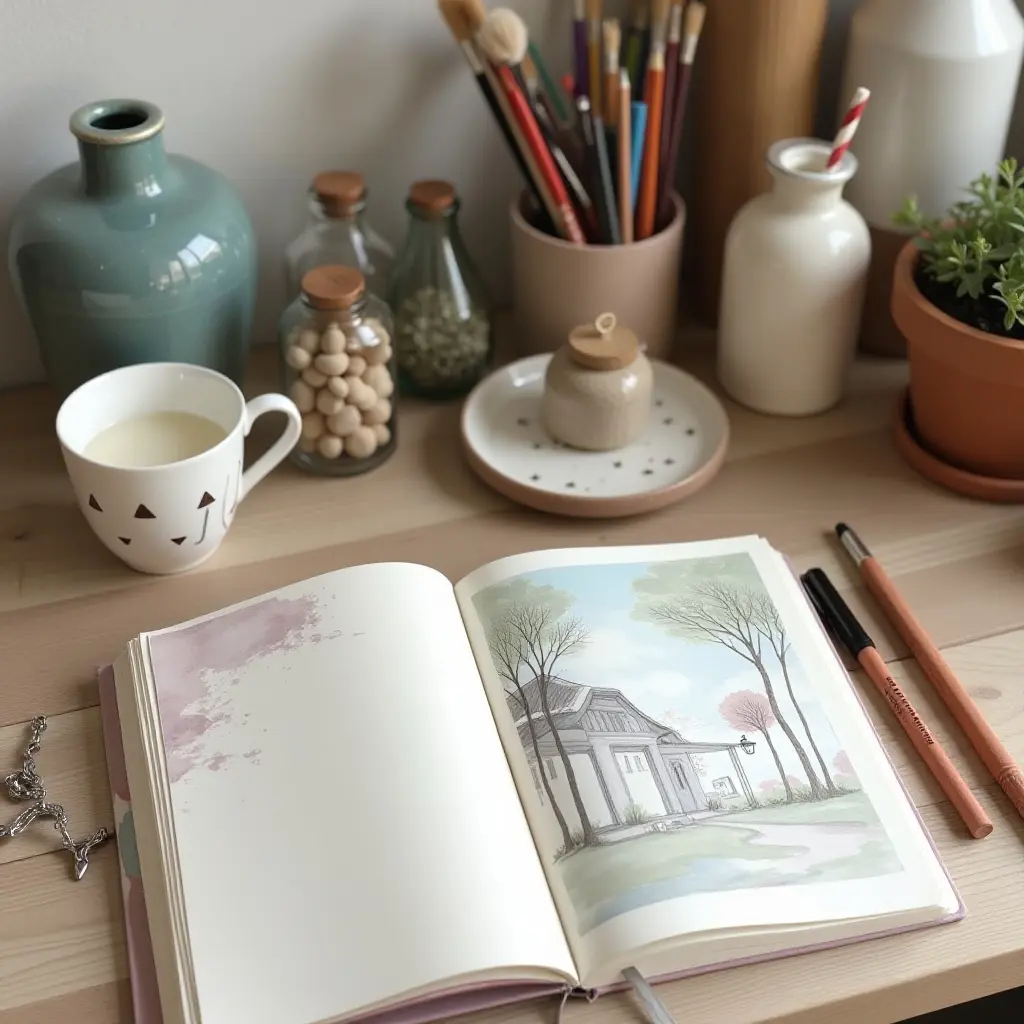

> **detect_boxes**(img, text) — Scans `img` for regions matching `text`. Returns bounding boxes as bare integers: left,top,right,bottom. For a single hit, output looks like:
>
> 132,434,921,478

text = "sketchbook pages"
110,562,578,1024
454,535,961,992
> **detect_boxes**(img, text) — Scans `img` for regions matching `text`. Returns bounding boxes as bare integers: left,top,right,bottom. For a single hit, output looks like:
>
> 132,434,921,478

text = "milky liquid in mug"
84,411,228,468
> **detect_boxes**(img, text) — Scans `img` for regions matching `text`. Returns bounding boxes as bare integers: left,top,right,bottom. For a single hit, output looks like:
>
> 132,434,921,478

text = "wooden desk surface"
1,335,1022,1024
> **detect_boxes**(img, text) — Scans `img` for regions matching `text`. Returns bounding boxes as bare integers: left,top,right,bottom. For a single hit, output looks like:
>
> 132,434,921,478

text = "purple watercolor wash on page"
148,595,320,783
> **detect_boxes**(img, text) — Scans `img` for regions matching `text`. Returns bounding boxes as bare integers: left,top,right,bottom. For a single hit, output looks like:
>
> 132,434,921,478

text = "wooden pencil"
636,0,669,239
618,70,633,244
836,523,1024,821
603,18,621,127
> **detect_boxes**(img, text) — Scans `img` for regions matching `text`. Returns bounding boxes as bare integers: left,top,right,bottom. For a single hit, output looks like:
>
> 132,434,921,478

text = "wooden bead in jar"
280,265,396,476
541,313,653,451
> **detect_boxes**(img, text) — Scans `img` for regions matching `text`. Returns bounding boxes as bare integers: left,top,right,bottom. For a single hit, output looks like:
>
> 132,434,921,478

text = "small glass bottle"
284,171,395,301
279,265,397,476
389,180,492,399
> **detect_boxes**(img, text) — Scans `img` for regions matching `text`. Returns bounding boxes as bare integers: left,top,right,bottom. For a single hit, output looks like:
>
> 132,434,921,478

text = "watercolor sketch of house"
509,677,758,835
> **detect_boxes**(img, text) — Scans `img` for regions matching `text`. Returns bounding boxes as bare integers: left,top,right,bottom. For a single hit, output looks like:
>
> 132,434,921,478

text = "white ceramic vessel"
717,138,871,417
840,0,1024,227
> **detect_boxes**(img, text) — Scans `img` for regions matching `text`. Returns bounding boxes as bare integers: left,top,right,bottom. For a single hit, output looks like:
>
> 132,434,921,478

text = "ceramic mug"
56,362,302,574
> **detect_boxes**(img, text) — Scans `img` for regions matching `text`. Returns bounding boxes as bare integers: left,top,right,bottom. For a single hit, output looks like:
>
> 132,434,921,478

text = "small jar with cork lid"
284,170,395,301
279,265,397,476
388,179,492,400
541,313,653,451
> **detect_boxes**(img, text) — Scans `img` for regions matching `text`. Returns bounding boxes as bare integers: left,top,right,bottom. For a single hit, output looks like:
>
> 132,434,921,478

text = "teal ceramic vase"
7,99,257,399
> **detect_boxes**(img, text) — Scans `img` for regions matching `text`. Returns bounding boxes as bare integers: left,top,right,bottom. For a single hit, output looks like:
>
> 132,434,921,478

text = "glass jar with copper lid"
284,170,395,300
388,180,492,399
279,265,397,476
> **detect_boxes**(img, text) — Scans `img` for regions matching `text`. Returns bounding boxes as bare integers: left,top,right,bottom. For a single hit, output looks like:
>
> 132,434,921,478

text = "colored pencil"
635,0,669,240
630,100,647,212
659,0,705,222
587,0,603,113
572,0,588,99
802,568,993,841
836,523,1024,821
603,18,621,127
623,0,649,96
618,70,633,244
658,2,683,193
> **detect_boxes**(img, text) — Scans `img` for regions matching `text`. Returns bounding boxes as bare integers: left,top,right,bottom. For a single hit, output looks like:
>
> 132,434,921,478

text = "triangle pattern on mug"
198,492,215,508
88,494,103,512
134,504,156,519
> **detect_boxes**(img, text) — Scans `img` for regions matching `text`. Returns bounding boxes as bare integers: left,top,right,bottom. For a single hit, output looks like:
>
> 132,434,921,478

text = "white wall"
3,0,1024,390
0,0,570,389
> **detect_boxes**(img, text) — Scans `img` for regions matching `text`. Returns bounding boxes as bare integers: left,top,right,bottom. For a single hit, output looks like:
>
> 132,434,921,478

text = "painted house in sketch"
509,678,758,834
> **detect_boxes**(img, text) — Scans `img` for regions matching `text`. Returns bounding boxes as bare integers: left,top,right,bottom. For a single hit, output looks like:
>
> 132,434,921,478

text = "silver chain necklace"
1,716,111,880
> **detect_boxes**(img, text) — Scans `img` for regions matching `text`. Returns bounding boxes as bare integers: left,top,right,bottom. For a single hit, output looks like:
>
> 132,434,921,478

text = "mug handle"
239,394,303,502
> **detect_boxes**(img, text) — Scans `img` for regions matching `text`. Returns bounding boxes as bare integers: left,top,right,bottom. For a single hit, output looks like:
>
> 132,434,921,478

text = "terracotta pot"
891,239,1024,479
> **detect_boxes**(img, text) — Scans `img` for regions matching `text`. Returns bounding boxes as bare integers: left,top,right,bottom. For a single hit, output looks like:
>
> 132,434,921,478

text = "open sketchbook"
97,536,963,1024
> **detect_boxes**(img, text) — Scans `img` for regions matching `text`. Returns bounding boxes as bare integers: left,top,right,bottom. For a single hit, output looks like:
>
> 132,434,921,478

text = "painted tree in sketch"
751,592,838,795
487,618,573,850
633,562,826,800
719,690,793,800
474,578,597,847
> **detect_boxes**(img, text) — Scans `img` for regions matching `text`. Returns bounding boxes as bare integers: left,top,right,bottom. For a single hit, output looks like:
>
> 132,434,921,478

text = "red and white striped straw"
826,86,870,171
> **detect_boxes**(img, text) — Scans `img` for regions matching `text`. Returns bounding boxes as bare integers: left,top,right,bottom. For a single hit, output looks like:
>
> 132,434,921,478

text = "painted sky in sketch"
511,559,849,791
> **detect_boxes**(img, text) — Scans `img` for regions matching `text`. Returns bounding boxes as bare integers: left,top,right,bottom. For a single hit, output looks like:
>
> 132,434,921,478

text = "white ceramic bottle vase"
839,0,1024,356
717,138,871,417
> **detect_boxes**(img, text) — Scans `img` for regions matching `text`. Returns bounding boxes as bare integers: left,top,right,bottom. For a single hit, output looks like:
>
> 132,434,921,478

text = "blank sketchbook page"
133,563,575,1024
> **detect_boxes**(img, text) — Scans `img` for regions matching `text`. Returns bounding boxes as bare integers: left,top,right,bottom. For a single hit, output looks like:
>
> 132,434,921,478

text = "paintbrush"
478,7,586,242
523,52,598,239
603,18,621,127
658,1,683,189
658,0,705,223
527,42,570,125
572,0,589,99
437,0,546,225
586,0,603,113
622,0,649,95
636,0,669,239
453,0,558,234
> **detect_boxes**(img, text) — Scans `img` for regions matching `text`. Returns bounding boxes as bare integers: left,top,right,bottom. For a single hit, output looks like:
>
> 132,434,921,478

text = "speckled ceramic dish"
460,354,730,517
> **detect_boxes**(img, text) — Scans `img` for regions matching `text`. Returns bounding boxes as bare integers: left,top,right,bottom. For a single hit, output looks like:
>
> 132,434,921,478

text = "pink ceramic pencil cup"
509,191,686,361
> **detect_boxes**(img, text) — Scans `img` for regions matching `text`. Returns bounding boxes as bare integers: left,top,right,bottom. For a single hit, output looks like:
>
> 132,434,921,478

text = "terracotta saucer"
893,388,1024,503
460,354,730,518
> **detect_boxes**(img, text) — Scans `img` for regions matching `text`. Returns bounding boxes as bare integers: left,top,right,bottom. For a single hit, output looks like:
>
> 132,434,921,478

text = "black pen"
801,568,992,839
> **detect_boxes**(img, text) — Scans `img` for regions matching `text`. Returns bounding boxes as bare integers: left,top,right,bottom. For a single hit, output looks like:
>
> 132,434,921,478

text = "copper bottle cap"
409,180,456,214
568,313,640,371
313,171,366,215
301,266,366,310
